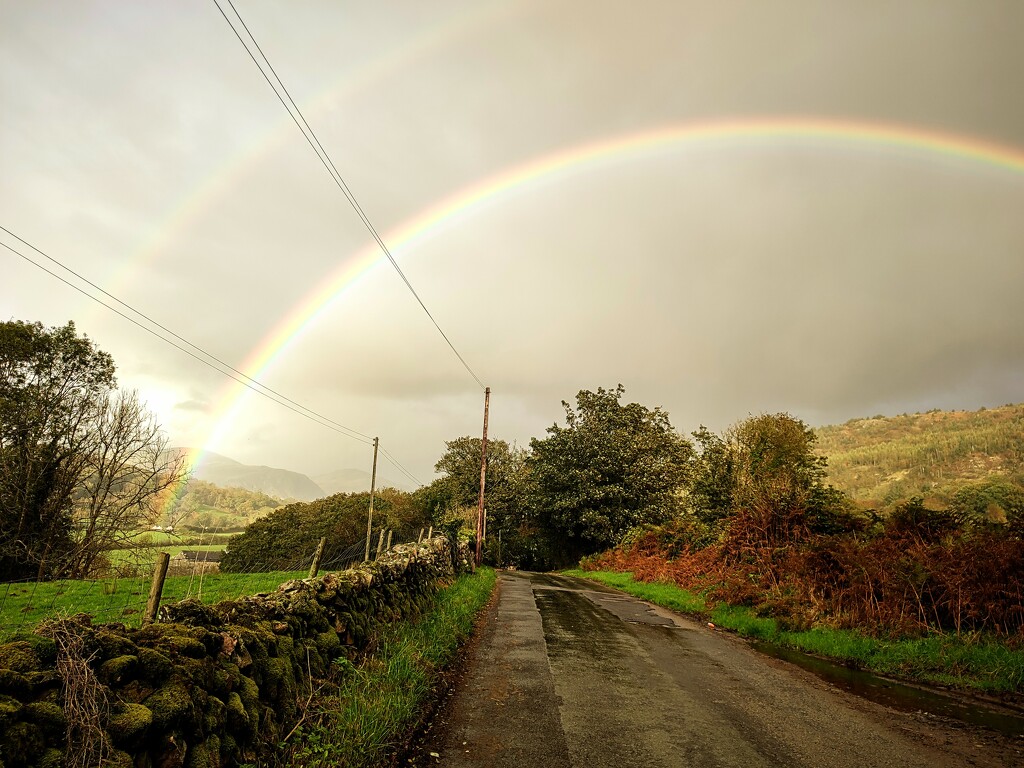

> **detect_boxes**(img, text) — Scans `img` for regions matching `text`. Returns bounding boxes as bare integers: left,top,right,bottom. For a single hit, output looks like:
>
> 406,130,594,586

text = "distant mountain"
171,449,325,501
814,403,1024,507
313,467,411,495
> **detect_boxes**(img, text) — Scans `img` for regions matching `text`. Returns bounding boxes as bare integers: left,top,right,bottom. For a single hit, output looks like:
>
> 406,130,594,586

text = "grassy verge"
0,570,305,639
564,569,1024,694
283,567,497,767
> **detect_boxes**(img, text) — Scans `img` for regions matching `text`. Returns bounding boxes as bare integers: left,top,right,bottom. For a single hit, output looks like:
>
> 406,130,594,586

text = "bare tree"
59,390,187,578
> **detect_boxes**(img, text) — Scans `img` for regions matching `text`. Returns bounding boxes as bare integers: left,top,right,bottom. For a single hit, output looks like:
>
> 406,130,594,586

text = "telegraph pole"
475,387,490,566
364,437,379,561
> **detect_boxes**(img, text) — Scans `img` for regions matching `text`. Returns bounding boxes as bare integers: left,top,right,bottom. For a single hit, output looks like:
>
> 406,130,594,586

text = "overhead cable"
1,230,378,445
213,0,486,390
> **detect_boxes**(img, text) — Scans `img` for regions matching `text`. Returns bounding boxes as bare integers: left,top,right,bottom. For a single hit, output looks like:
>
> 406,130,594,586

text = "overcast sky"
3,1,1023,485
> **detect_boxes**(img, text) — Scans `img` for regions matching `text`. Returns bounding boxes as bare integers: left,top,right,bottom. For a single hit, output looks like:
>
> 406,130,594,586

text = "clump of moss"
0,669,30,696
0,642,40,674
91,629,138,662
99,654,138,686
107,702,153,747
22,701,65,736
144,681,196,731
136,646,174,684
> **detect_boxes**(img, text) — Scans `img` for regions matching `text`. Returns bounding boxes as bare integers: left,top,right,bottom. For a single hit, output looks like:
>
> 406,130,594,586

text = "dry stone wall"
0,536,469,768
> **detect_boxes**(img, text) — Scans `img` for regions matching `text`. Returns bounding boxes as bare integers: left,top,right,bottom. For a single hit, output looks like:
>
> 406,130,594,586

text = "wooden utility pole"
364,437,379,561
475,386,490,566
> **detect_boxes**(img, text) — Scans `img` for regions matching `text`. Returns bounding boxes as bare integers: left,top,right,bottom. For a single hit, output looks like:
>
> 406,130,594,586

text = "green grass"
0,569,305,639
565,569,1024,693
106,544,227,568
284,567,497,767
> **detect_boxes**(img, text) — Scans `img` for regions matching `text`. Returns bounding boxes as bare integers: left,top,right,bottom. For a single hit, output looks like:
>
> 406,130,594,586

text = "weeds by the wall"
281,567,496,767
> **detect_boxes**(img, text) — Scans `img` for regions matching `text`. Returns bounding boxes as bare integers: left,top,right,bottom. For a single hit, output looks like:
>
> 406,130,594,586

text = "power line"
379,445,423,487
4,233,431,486
213,0,486,390
1,235,378,446
1,224,373,444
3,231,428,489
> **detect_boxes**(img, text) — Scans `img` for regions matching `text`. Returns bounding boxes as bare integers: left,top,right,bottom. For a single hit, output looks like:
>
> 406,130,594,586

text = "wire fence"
0,524,432,641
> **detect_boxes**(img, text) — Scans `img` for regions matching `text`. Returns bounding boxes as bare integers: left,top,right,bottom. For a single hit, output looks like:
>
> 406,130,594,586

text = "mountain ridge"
168,449,413,501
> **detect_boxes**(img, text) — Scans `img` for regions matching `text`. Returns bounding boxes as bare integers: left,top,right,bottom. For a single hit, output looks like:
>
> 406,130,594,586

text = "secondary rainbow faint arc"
177,116,1024,487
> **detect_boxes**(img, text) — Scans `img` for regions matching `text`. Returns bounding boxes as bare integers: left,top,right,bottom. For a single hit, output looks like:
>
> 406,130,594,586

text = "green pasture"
0,569,305,640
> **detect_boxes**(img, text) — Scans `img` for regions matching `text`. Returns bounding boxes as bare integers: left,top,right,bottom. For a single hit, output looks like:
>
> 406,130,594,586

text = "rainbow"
167,116,1024,504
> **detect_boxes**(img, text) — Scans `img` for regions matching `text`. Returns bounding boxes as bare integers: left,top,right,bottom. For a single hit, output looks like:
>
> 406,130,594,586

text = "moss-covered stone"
224,692,247,730
220,731,238,761
202,694,226,733
0,720,45,764
22,701,65,735
92,629,138,661
136,646,173,683
99,654,138,686
144,681,196,731
16,635,56,666
0,642,39,673
0,669,30,696
161,634,207,659
107,702,153,746
314,629,341,658
0,693,22,727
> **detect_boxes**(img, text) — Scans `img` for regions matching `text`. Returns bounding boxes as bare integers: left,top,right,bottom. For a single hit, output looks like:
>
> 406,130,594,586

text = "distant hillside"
313,467,410,495
172,450,325,501
161,478,282,531
814,404,1024,506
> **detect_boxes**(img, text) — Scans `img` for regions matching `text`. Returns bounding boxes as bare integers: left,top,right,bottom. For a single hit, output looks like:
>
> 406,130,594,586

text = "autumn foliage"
587,506,1024,640
585,413,1024,641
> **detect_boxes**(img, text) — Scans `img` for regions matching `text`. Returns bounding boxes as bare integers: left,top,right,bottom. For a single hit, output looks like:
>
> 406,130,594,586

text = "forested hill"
814,403,1024,506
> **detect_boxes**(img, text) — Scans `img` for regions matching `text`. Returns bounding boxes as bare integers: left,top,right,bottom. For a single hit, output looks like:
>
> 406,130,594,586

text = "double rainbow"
171,116,1024,500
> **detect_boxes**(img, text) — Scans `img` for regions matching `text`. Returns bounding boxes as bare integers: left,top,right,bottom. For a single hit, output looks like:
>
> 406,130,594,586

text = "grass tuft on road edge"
563,569,1024,694
283,567,497,767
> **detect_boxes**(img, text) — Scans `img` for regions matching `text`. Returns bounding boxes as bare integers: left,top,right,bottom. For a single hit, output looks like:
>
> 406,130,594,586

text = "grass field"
565,569,1024,694
0,569,305,639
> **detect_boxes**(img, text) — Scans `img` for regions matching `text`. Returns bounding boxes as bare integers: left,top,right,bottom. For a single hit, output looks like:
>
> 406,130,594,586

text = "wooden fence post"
385,530,393,551
144,552,170,624
427,525,433,539
308,537,326,579
375,529,386,559
417,528,424,544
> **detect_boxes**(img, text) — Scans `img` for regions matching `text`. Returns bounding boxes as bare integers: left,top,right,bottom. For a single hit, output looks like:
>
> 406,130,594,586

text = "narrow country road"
412,572,1022,768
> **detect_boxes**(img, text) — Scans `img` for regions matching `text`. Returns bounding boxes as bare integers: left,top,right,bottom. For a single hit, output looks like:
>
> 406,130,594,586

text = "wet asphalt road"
424,571,1022,768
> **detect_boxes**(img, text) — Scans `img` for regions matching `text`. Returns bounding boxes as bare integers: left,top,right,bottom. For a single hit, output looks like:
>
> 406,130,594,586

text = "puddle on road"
750,641,1024,738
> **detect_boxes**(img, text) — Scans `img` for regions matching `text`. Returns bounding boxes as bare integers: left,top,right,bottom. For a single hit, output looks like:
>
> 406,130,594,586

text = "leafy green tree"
948,477,1024,534
1,320,115,580
528,385,692,561
430,436,528,531
686,426,735,527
